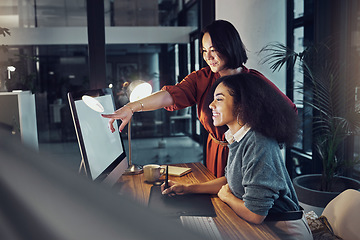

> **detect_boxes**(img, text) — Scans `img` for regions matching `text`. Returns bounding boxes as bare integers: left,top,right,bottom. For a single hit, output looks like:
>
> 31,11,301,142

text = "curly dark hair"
210,73,299,145
201,20,248,68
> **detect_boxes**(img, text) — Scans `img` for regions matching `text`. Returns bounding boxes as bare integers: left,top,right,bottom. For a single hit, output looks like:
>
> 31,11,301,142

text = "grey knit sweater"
225,129,300,216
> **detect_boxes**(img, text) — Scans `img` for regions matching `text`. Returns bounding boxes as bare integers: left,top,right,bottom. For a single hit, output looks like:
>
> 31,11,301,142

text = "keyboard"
180,216,223,240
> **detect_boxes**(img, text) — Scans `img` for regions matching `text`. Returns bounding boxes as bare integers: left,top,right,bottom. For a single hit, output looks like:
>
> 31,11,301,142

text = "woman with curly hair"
162,73,312,239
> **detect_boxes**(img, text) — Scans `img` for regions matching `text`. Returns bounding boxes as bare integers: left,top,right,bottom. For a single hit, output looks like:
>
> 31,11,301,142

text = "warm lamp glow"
128,80,152,102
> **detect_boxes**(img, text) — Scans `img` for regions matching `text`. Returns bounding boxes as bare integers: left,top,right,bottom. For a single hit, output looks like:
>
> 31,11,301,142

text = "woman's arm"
162,176,227,195
102,90,174,132
128,90,174,111
217,184,266,224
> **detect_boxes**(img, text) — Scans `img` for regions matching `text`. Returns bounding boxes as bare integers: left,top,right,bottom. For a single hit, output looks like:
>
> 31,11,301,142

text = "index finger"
101,113,117,119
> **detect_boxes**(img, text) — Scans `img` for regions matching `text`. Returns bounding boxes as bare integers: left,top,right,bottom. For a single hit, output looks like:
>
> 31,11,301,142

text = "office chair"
321,189,360,240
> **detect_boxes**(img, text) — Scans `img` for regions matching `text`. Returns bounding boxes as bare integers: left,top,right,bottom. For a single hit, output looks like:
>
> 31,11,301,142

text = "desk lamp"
7,66,16,79
81,81,152,175
124,80,152,174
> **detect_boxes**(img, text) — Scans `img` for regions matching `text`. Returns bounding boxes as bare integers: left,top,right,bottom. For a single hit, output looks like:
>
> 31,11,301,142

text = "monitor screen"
68,88,128,185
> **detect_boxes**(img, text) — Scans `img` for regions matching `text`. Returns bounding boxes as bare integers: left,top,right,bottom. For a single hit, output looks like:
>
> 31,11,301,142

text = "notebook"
148,186,216,218
161,165,192,177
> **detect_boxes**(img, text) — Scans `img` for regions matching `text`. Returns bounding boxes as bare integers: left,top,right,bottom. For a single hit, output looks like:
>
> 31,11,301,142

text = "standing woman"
162,73,312,239
102,20,296,177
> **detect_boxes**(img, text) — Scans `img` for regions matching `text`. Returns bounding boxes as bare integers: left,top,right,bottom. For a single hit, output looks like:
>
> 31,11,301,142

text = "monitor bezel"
67,88,127,183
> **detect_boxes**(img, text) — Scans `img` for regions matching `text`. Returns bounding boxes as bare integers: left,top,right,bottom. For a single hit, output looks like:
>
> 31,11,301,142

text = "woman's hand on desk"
217,184,233,202
162,177,228,196
161,180,189,196
217,184,266,224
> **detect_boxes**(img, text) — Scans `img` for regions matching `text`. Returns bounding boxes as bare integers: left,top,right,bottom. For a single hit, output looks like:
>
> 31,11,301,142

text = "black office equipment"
68,88,128,186
148,186,216,218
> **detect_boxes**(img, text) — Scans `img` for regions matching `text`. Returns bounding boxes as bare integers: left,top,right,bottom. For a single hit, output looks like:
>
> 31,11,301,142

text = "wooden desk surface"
118,162,280,240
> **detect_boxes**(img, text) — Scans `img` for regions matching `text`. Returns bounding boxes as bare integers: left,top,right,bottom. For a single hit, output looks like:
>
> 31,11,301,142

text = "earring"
237,113,244,127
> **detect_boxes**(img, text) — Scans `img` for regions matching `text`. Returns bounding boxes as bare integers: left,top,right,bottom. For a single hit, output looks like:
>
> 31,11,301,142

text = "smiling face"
202,32,228,76
209,82,242,133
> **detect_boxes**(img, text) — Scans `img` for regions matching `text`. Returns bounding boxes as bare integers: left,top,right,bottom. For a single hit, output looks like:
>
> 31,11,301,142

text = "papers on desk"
161,165,191,176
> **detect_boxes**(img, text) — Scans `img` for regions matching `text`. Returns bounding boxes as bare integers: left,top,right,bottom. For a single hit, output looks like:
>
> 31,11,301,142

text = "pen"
164,165,169,189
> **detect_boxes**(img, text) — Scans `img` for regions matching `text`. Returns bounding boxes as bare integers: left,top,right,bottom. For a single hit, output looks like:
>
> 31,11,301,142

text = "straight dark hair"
201,20,248,69
210,73,299,145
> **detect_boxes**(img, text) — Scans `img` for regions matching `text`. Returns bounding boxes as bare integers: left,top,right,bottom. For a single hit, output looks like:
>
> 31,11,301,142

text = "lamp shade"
128,80,152,102
7,66,16,72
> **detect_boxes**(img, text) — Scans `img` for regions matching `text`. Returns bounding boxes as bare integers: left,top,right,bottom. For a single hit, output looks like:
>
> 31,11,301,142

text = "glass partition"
0,0,203,171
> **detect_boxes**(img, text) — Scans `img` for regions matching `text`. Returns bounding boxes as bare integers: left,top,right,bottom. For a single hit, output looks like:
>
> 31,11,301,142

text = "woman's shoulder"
242,130,278,147
188,66,214,78
241,65,268,80
233,131,282,164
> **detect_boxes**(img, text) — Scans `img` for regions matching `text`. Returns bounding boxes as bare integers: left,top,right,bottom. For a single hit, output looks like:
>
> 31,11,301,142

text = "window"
286,0,314,177
287,0,360,180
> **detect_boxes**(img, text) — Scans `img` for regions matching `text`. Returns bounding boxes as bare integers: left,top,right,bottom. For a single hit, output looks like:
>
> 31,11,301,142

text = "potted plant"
260,42,360,213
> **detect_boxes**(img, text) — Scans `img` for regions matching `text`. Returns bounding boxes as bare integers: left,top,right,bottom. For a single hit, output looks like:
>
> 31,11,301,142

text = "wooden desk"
117,162,280,240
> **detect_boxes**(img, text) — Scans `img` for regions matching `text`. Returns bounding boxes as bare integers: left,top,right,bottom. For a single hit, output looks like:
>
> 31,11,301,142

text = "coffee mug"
143,164,166,182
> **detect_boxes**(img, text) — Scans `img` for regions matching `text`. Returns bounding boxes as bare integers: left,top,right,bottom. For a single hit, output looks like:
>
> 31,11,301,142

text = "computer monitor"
68,88,128,186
